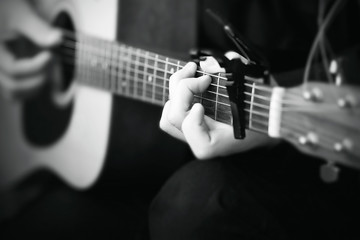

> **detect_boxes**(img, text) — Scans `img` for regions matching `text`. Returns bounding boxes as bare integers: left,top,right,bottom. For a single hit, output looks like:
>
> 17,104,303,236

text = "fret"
133,49,139,97
199,70,204,106
76,36,84,83
128,48,137,97
145,54,154,101
96,38,104,88
154,58,166,103
136,50,145,98
163,57,168,104
72,38,277,134
248,82,256,130
114,44,121,94
124,47,131,97
105,40,111,91
85,37,93,85
214,73,220,121
142,51,149,100
91,37,100,87
109,43,115,92
99,38,105,89
118,45,126,94
152,54,159,103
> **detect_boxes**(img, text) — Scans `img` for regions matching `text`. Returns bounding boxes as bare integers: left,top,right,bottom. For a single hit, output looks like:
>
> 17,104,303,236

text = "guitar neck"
62,31,274,136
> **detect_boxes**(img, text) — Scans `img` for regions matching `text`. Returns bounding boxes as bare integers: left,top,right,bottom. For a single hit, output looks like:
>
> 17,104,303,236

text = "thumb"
182,103,213,159
16,4,62,47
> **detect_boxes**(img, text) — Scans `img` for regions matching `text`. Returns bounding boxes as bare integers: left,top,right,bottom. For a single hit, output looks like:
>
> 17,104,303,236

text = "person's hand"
0,0,62,100
160,62,275,160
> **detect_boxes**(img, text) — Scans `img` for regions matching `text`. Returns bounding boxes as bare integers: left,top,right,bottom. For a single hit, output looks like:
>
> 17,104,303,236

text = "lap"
149,142,360,240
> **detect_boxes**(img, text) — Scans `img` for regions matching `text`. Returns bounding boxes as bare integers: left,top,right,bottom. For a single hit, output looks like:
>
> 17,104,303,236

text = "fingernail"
185,62,197,69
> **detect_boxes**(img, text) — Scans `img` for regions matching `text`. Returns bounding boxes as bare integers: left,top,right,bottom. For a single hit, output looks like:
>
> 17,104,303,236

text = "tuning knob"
320,162,340,183
303,88,323,102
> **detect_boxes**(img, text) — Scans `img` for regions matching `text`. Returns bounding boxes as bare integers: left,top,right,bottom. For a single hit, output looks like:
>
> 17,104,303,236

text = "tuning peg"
298,132,319,146
334,139,353,152
320,162,339,183
303,88,323,102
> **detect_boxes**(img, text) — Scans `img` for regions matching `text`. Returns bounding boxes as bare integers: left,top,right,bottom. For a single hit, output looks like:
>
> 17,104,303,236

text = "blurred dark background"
1,0,360,239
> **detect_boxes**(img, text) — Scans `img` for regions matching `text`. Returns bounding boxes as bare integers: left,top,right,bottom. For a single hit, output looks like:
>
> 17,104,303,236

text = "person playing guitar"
153,0,360,239
1,0,360,240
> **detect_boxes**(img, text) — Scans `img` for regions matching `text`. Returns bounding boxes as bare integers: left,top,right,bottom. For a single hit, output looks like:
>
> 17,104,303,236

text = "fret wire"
215,73,220,121
106,40,111,90
132,49,137,96
153,55,159,104
125,46,132,97
249,82,256,129
63,50,230,90
64,58,276,112
61,37,277,134
63,57,275,113
163,58,169,104
142,51,149,101
64,38,231,80
71,68,274,130
119,45,126,94
134,49,142,96
110,43,115,91
64,44,276,123
64,38,227,79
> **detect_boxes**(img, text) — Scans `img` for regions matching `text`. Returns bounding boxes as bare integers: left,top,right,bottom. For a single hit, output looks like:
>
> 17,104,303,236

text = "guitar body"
0,0,118,190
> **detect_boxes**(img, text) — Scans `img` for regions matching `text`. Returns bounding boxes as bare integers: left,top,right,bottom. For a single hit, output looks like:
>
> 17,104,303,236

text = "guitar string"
74,62,350,149
302,0,344,100
61,29,343,108
58,29,354,153
61,58,349,147
61,40,336,115
60,31,350,143
60,40,345,110
61,61,284,129
60,47,321,108
279,128,343,153
281,113,350,142
60,53,344,113
61,33,234,83
61,55,315,119
60,33,307,100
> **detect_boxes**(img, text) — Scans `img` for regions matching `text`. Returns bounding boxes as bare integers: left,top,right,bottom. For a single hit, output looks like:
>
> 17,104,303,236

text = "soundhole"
23,12,76,147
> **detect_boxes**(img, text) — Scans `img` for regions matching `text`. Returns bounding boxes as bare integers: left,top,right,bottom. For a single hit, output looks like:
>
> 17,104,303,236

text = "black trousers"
149,142,360,240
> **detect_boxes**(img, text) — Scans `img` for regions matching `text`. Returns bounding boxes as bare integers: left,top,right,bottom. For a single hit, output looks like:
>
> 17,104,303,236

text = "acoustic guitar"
0,0,359,191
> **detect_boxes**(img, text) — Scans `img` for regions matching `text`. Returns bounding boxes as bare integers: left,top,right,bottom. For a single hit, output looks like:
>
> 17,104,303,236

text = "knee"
148,160,226,239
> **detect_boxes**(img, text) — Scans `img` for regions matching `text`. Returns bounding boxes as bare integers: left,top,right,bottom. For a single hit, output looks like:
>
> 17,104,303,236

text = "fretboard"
61,32,272,136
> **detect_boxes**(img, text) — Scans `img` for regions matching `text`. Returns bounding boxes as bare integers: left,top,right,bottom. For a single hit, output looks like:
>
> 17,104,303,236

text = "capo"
201,9,270,139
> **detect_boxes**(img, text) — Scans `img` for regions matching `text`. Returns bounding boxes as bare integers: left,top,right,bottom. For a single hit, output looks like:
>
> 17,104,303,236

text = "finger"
0,44,52,76
0,71,45,100
159,101,186,141
169,62,197,99
167,75,211,129
182,103,213,159
15,3,62,47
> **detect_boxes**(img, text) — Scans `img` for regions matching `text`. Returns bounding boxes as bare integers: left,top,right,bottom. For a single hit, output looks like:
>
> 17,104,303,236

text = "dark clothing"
149,143,360,240
149,0,360,239
2,1,360,240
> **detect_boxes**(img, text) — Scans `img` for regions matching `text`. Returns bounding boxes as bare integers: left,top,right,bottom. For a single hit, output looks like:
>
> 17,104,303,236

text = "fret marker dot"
170,68,175,74
148,76,153,82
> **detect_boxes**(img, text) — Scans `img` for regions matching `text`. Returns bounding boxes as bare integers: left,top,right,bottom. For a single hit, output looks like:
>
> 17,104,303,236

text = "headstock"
279,82,360,181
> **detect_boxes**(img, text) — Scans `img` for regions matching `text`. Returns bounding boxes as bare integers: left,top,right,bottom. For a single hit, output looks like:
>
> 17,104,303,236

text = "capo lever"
200,9,270,139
